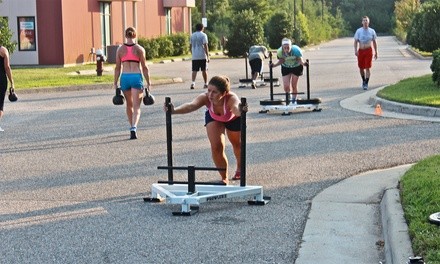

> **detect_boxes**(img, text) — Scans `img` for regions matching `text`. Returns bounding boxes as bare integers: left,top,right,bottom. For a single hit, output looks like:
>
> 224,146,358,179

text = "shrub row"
137,31,219,60
138,33,190,60
407,0,440,53
431,49,440,86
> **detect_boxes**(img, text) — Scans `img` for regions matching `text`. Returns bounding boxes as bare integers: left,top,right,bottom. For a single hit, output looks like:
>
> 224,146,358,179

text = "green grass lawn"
12,64,114,89
378,74,440,107
400,155,440,263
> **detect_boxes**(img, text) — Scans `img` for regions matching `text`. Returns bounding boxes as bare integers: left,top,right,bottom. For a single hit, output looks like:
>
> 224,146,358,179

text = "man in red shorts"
354,16,378,90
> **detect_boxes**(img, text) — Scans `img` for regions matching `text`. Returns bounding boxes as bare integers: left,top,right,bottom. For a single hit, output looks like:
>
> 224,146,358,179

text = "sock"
365,78,369,84
191,82,195,86
130,126,137,132
361,75,366,83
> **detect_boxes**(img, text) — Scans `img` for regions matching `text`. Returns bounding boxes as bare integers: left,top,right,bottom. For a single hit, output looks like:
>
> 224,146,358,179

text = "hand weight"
143,89,155,105
8,87,18,102
112,87,125,105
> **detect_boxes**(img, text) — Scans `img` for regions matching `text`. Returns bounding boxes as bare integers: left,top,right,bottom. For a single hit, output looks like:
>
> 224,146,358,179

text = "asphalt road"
0,36,438,263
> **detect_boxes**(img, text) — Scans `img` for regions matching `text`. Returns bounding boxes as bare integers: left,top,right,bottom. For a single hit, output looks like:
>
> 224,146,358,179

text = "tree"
394,0,421,42
229,0,271,23
266,11,293,49
407,0,440,52
225,9,265,57
293,12,311,46
205,0,232,41
0,17,16,54
335,0,395,33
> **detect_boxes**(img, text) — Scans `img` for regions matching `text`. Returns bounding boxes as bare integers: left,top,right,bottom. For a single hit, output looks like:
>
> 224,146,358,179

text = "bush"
225,9,265,57
138,37,159,60
266,11,292,49
155,36,174,58
167,33,190,56
0,17,17,54
293,12,310,46
407,0,440,52
431,49,440,86
205,30,219,51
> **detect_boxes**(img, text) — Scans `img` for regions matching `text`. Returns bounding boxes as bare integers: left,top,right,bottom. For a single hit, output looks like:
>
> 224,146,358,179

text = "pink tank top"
121,44,140,62
207,94,237,122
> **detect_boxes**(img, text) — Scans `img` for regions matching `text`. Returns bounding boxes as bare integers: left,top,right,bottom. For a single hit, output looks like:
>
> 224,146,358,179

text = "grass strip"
378,74,440,107
400,155,440,263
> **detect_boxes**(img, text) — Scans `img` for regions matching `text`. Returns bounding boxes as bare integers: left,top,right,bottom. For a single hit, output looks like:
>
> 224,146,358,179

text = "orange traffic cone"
375,104,383,116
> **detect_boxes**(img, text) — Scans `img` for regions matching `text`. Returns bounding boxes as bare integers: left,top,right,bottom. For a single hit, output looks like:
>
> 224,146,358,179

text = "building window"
165,8,172,35
17,16,36,51
100,2,111,55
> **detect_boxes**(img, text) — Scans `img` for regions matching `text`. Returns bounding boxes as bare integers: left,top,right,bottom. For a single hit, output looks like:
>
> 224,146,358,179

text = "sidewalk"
295,89,439,264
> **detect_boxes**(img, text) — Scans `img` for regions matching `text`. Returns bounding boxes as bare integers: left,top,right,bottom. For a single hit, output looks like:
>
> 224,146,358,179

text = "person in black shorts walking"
248,45,268,89
190,23,210,89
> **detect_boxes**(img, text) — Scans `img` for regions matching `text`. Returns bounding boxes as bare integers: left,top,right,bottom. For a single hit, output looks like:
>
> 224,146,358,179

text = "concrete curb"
296,165,415,264
369,95,440,118
381,188,414,264
340,87,440,123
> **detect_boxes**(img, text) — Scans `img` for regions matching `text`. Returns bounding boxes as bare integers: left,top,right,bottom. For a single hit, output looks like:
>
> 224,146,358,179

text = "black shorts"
205,110,241,131
281,65,303,77
192,59,207,72
249,58,263,74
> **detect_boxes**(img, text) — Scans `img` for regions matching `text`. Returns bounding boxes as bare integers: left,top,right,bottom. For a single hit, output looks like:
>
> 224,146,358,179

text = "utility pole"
202,0,207,27
294,0,297,29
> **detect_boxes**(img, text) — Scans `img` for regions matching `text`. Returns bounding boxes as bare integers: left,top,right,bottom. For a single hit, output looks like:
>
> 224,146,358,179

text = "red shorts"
357,47,373,69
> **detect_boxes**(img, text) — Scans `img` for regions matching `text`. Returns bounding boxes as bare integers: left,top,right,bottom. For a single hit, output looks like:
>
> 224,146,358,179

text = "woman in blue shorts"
113,27,152,139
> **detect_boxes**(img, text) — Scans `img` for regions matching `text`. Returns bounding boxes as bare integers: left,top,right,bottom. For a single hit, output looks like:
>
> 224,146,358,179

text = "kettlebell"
143,89,155,105
112,87,125,105
8,87,18,102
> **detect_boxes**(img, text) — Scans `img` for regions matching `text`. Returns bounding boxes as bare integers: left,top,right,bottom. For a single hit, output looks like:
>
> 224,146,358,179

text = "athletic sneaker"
251,83,256,89
0,126,4,132
203,84,208,89
362,81,368,90
190,84,195,89
130,130,137,140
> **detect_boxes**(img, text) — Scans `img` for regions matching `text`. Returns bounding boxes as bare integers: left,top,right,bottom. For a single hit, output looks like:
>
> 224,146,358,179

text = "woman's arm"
139,46,152,87
297,57,308,66
270,58,284,68
1,47,14,87
113,47,122,87
169,93,207,114
228,93,242,117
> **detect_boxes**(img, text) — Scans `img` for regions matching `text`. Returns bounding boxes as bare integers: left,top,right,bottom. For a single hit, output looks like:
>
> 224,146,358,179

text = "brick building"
0,0,195,66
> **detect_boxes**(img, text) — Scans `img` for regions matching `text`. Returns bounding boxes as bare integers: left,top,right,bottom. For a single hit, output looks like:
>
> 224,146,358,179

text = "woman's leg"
226,129,241,175
123,89,134,127
131,88,143,128
206,121,228,182
282,74,291,93
290,74,300,95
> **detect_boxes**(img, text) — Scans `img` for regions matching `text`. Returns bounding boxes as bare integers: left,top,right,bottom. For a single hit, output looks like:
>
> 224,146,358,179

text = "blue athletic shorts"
120,73,144,91
204,110,241,132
